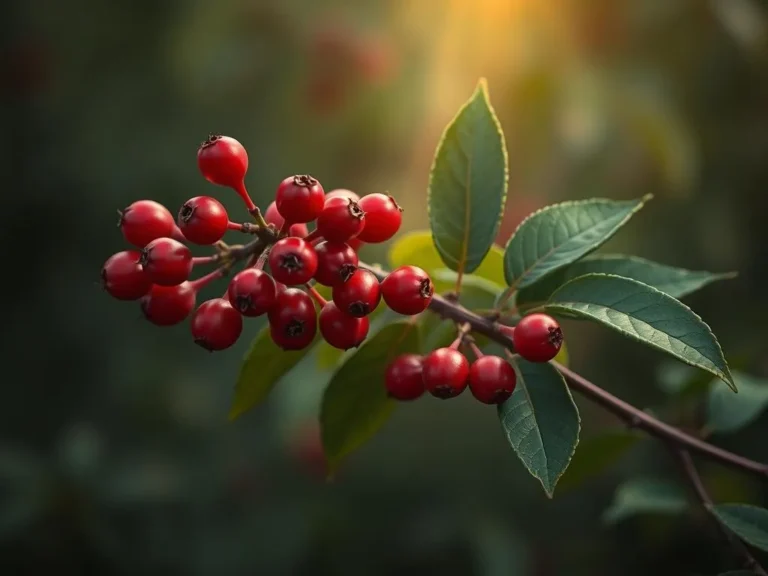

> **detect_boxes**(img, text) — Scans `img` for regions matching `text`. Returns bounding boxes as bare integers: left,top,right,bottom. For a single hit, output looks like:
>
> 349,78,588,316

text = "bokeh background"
3,0,768,574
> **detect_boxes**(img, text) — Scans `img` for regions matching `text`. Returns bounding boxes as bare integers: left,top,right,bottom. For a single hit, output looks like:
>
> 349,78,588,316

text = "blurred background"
2,0,768,574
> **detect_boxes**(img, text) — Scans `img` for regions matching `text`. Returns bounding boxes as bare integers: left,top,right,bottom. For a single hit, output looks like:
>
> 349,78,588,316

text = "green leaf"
321,321,421,472
427,78,508,276
315,304,393,371
431,268,502,310
603,478,688,525
707,372,768,434
557,431,640,491
497,360,580,497
230,327,316,420
712,504,768,552
502,196,651,294
545,274,736,391
516,254,735,312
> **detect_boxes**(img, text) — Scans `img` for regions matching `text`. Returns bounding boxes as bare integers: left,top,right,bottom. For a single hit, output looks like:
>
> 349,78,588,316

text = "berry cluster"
101,135,435,352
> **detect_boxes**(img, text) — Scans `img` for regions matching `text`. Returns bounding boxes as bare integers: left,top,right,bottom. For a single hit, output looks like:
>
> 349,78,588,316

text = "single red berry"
197,134,248,189
469,356,517,404
268,288,318,350
227,268,277,316
316,198,366,243
264,201,310,237
101,250,151,300
422,348,469,399
318,302,369,350
118,200,176,248
177,196,229,245
275,175,325,224
191,298,244,351
324,189,360,204
381,265,434,315
331,268,380,317
268,237,318,286
356,193,402,243
313,241,359,287
139,237,193,286
140,282,197,326
385,354,425,401
513,313,564,363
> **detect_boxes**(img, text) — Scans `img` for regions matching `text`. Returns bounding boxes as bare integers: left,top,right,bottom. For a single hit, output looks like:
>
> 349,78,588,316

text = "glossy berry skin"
356,193,402,243
140,282,197,326
332,268,380,317
316,197,366,243
139,237,193,286
319,302,369,350
268,288,317,350
178,196,229,245
264,201,309,237
227,268,277,316
119,200,176,248
385,354,425,401
513,313,564,363
422,348,469,399
197,135,248,189
191,298,243,351
314,241,359,287
101,250,151,300
268,237,318,286
381,265,434,315
324,189,360,204
275,175,325,223
469,356,517,404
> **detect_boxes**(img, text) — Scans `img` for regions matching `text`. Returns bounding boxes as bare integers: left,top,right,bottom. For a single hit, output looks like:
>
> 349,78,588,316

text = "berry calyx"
191,298,243,351
275,175,325,224
385,354,425,401
118,200,176,248
319,302,369,350
264,201,310,237
381,265,434,315
139,237,193,286
356,193,403,243
268,237,318,286
313,241,359,287
316,197,366,243
512,313,564,363
101,250,151,300
197,134,253,209
227,268,277,316
468,356,517,404
178,196,229,245
332,268,381,317
140,282,197,326
422,348,469,399
268,288,318,350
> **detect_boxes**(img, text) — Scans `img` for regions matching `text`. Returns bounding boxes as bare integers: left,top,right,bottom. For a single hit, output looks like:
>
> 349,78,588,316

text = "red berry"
118,200,176,248
325,189,360,203
227,268,277,316
347,238,364,251
316,197,366,243
468,356,517,404
275,175,325,223
139,237,193,286
101,250,151,300
268,288,318,350
178,196,229,245
385,354,425,401
313,241,359,287
197,134,248,189
422,348,469,399
318,302,369,350
513,313,564,363
356,193,402,243
264,201,310,237
191,298,243,351
331,268,380,317
140,282,197,326
381,265,434,315
268,237,318,286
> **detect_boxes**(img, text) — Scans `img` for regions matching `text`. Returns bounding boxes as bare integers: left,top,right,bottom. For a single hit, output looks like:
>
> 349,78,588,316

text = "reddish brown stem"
234,181,256,212
189,268,225,292
192,256,216,266
306,285,327,307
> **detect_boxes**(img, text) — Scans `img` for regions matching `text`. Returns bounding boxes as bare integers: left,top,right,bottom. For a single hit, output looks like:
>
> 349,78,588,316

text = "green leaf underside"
603,478,688,525
502,196,650,294
707,371,768,434
545,274,735,391
230,327,316,420
497,360,580,497
428,78,508,276
516,254,734,311
712,504,768,552
321,321,421,472
557,431,640,491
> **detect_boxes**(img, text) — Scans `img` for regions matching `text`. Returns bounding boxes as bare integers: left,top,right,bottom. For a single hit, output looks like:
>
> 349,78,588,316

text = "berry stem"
171,225,187,242
468,341,484,359
254,245,271,270
306,285,327,307
249,206,269,229
189,268,225,292
227,221,258,233
234,181,257,212
192,256,217,266
279,221,291,237
303,229,322,243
